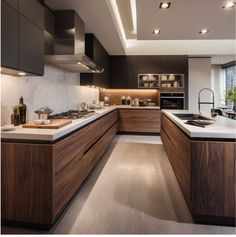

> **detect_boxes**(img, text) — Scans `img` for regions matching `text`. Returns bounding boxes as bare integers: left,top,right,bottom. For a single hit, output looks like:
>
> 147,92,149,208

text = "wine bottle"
19,96,27,124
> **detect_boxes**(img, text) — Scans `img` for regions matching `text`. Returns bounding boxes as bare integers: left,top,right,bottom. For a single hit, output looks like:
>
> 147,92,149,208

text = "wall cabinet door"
19,14,44,75
161,56,188,73
111,56,138,89
19,0,44,29
3,0,18,10
80,34,110,88
138,56,161,74
1,1,19,69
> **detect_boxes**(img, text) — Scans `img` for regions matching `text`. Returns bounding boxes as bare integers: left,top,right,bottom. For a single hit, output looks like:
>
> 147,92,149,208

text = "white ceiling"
136,0,235,40
211,54,235,64
45,0,125,55
45,0,235,63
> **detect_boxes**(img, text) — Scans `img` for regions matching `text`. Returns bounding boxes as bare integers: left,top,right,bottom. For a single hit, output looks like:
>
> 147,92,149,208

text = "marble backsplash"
1,65,99,125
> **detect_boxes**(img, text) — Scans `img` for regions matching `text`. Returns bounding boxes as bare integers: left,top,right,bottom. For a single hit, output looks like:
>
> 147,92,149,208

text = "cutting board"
23,119,72,129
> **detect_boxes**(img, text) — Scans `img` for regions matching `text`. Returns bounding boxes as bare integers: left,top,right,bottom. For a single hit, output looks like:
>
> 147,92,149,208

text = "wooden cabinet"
161,113,235,224
3,0,18,9
190,141,235,219
1,1,19,70
119,109,160,133
161,113,190,206
19,14,44,75
138,56,161,74
111,56,138,89
80,34,110,88
1,110,118,226
160,56,188,74
1,0,44,76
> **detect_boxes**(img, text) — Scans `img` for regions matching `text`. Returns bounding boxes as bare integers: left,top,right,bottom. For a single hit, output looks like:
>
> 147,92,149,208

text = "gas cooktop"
48,110,96,120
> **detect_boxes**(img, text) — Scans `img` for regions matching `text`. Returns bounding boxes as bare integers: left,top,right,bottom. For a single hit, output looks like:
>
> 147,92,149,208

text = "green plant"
225,87,236,111
13,105,20,114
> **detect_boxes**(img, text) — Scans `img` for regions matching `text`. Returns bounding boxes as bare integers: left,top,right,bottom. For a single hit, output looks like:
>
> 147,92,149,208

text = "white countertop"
113,105,160,109
1,107,117,142
162,110,236,139
1,106,160,142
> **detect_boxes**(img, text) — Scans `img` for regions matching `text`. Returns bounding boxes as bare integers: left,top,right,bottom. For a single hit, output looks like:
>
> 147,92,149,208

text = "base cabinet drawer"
1,110,118,226
53,122,118,219
161,114,190,206
119,109,160,133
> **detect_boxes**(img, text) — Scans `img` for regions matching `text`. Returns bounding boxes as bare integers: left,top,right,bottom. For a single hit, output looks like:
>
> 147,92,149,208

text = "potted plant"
225,87,236,112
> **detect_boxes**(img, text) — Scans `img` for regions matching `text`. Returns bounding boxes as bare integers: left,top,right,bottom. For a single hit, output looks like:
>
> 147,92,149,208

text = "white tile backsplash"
1,65,99,125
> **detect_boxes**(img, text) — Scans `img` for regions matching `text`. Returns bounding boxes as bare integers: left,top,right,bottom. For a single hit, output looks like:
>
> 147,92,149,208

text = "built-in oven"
160,92,185,110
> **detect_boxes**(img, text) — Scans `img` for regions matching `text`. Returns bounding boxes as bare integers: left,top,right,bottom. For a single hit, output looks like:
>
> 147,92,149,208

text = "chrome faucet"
198,88,216,117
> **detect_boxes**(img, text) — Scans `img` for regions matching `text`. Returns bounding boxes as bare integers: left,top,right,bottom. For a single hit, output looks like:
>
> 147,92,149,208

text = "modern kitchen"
1,0,236,235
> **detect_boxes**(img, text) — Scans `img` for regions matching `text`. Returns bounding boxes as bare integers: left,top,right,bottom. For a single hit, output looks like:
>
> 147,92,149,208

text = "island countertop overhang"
161,110,236,140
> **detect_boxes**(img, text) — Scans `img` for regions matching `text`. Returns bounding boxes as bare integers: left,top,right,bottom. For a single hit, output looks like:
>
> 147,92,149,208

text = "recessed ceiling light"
18,72,26,76
223,1,235,8
153,29,161,35
159,2,171,9
199,29,209,34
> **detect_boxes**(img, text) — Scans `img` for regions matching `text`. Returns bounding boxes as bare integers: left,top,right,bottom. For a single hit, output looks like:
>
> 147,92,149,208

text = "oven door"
160,97,184,109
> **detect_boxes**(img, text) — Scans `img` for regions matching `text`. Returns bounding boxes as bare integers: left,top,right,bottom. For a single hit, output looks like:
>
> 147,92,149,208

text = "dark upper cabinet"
110,55,188,89
161,56,188,73
80,34,110,88
111,56,138,89
19,14,44,75
3,0,18,9
19,0,44,29
1,0,44,76
44,6,55,55
1,1,19,70
138,56,161,74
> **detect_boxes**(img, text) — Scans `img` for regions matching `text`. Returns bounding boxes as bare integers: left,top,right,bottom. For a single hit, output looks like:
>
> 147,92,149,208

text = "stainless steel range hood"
45,10,104,73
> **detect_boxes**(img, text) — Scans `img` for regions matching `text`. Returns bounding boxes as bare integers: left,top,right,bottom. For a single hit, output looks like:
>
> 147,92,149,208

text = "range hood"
45,10,104,73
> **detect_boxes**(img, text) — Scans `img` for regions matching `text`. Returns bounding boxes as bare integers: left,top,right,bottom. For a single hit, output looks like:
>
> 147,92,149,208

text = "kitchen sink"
173,113,212,121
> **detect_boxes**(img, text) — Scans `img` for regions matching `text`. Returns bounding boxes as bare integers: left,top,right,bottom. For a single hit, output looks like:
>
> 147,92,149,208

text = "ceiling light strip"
106,0,127,49
130,0,137,34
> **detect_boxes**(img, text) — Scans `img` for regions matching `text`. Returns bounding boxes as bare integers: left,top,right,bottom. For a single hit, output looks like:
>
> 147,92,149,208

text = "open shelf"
161,74,184,88
138,74,160,89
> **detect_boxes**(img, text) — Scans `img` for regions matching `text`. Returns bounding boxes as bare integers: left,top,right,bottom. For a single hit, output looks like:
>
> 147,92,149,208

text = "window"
220,63,236,107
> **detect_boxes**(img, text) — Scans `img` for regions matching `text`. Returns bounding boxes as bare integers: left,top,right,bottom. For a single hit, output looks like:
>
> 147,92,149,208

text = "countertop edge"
1,107,117,142
161,110,236,140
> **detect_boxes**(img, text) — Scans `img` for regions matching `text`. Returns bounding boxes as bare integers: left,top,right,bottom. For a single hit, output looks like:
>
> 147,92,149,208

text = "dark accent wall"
110,55,189,107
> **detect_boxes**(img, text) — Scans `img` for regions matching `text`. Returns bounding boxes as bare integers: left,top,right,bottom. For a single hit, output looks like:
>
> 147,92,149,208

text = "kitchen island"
161,110,236,226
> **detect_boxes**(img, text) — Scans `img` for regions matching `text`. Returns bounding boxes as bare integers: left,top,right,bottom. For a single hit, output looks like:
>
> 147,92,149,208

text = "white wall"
211,65,222,107
188,58,212,113
1,65,99,125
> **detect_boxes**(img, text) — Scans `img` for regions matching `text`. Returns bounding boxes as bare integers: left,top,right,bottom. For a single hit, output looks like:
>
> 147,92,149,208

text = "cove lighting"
130,0,137,34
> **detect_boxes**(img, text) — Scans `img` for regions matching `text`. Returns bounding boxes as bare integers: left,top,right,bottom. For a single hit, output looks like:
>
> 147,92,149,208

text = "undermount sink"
173,113,212,121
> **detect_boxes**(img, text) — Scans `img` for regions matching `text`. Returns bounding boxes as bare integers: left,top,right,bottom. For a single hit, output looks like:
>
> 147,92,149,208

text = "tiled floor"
1,135,236,234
